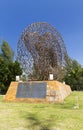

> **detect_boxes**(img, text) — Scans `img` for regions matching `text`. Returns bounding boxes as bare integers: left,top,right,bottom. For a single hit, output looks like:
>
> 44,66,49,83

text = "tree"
64,58,83,90
0,40,14,62
0,40,22,94
0,58,22,94
0,57,9,93
8,61,22,83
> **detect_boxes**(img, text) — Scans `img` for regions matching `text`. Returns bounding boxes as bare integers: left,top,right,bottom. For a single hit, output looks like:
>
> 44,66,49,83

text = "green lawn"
0,91,83,130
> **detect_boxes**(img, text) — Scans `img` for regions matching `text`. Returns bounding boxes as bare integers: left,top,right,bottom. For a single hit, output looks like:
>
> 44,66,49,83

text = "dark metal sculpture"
17,22,67,79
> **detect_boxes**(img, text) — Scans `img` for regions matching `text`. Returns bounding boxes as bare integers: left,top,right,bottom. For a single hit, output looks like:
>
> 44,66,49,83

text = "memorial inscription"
16,82,47,98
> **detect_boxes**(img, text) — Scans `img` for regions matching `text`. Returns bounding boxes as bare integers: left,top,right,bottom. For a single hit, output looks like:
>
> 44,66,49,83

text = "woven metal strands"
17,22,67,76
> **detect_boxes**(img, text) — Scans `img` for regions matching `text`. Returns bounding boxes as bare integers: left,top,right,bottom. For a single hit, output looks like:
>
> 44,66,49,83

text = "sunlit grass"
0,91,83,130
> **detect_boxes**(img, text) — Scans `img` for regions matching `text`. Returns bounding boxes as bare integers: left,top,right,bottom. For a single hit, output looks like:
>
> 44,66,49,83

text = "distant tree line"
0,40,22,94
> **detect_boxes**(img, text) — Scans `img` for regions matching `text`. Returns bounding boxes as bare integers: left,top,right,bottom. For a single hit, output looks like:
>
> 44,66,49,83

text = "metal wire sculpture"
17,22,67,80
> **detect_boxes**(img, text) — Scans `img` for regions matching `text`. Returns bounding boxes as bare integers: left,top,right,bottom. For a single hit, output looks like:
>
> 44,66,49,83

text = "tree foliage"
0,40,22,94
0,58,9,93
64,58,83,91
8,61,22,82
0,40,14,62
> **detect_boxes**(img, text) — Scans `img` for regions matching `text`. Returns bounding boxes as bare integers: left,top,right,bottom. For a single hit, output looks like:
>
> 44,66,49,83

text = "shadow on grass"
26,113,52,130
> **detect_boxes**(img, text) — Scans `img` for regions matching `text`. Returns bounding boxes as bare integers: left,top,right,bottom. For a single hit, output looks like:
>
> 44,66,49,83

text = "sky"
0,0,83,65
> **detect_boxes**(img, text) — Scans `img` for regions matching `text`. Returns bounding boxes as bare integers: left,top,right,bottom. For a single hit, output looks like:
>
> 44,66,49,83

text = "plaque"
16,82,47,98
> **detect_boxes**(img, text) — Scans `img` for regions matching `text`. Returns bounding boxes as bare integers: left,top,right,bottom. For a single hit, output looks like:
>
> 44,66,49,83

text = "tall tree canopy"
0,40,22,94
0,40,14,62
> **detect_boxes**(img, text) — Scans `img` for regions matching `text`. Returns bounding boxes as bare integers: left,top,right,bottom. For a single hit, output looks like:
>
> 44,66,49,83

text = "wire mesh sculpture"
17,22,67,80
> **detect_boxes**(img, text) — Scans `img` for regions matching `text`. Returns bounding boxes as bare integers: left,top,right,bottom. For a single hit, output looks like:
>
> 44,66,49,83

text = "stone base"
4,80,72,103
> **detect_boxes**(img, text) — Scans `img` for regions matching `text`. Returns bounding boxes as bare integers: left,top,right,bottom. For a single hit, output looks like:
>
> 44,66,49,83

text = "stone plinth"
4,80,72,103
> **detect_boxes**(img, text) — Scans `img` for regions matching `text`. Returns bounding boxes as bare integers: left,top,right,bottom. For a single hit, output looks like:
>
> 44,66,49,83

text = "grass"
0,91,83,130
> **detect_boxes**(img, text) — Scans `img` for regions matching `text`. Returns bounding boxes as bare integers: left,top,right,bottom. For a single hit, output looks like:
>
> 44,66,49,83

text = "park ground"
0,91,83,130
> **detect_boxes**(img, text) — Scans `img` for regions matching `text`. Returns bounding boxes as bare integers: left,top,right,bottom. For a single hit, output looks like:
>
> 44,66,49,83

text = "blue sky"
0,0,83,65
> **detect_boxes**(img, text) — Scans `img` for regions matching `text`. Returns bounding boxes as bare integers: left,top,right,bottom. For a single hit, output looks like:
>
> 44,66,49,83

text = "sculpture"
17,22,67,80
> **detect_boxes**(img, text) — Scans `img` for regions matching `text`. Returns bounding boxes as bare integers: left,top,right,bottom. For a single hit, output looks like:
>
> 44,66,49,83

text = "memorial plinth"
4,80,71,103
